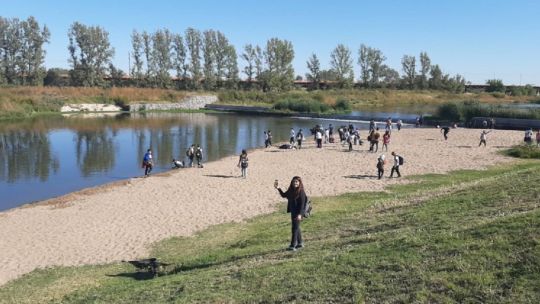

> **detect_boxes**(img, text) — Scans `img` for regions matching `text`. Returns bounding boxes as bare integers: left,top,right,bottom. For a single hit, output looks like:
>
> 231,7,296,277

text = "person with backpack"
275,176,308,251
389,151,402,178
195,145,203,168
237,149,249,178
142,148,153,177
376,154,386,180
186,145,195,167
296,129,305,149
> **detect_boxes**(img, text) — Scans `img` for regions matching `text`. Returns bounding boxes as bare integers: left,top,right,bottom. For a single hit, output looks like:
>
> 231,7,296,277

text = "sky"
2,0,539,85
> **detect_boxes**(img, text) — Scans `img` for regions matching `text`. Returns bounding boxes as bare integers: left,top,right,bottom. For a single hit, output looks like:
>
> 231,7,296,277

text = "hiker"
479,130,491,147
237,149,249,178
290,128,296,145
376,154,386,180
275,176,307,251
441,126,450,140
390,151,402,178
195,145,203,167
172,158,184,169
297,129,305,149
186,145,195,167
142,149,153,177
382,130,390,152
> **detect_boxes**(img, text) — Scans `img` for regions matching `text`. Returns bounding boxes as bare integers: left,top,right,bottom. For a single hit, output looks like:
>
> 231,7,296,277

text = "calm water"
1,112,382,211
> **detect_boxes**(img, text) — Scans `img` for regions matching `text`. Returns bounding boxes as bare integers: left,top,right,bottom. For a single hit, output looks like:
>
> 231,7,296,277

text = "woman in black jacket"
275,176,307,251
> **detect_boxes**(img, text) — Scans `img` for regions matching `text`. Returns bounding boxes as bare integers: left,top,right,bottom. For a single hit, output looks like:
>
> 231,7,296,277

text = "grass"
1,160,540,303
503,144,540,159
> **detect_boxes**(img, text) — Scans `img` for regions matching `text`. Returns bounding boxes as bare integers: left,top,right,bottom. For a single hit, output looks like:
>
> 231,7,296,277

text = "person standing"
186,144,195,167
376,154,386,180
290,128,296,145
382,130,390,152
479,130,491,147
237,149,249,178
371,128,381,153
536,130,540,147
275,176,307,251
142,148,153,177
296,129,304,149
264,131,269,148
390,151,401,178
441,126,450,140
195,145,203,167
316,129,323,148
524,128,533,144
267,130,273,146
397,119,402,131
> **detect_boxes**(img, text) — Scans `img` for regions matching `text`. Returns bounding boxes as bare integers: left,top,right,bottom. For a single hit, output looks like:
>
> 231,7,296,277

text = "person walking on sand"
290,128,296,146
524,128,533,145
376,154,386,180
382,130,390,152
479,130,492,147
195,145,204,167
390,151,402,178
371,128,381,152
237,149,249,178
267,130,273,147
275,176,308,251
397,119,402,131
142,148,153,177
441,126,450,140
316,129,323,148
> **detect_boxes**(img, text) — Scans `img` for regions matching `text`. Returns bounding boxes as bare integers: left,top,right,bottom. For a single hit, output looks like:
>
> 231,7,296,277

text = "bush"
504,145,540,159
437,102,461,121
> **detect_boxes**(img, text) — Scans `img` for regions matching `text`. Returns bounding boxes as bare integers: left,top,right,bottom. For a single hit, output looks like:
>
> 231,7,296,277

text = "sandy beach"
0,127,525,286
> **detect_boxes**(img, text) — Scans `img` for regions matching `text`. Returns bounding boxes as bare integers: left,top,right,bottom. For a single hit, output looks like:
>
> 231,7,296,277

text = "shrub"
437,102,461,121
504,145,540,159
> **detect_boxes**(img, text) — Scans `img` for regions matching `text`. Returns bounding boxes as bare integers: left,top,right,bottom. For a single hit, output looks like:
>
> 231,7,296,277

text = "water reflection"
0,112,375,210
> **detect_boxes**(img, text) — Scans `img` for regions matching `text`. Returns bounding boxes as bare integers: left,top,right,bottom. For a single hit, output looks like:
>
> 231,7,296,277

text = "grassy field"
1,86,538,120
1,158,539,303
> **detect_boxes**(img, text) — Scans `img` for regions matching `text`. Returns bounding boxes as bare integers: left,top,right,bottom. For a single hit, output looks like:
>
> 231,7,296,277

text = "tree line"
1,16,526,94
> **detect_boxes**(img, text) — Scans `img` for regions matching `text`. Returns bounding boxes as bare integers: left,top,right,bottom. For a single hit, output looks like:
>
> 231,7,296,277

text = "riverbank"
0,128,526,285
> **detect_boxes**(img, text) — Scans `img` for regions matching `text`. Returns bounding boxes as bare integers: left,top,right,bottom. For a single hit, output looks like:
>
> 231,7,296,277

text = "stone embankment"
60,95,218,113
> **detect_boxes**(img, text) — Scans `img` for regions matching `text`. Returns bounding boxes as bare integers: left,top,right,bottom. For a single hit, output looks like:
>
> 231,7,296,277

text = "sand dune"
0,127,525,285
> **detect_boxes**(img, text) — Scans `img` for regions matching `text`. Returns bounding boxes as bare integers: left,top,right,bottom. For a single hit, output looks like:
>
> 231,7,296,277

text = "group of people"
524,128,540,146
376,151,403,180
141,144,205,177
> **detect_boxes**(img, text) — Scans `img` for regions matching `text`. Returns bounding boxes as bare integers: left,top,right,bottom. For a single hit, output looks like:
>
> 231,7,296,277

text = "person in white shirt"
479,130,491,147
389,151,401,178
290,128,296,145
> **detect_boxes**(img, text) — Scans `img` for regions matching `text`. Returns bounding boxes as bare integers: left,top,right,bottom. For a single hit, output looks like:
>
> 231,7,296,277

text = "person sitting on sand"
275,176,308,251
172,158,184,169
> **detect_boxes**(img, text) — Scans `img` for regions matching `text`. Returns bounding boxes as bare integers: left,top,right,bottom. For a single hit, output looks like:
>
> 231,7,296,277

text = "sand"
0,128,525,285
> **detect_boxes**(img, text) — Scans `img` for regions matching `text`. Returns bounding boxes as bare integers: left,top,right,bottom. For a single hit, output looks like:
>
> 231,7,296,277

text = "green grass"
504,145,540,159
1,161,540,303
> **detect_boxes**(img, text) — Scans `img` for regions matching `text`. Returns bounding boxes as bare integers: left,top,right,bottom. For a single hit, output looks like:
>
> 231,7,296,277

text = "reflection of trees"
0,130,59,183
75,130,115,176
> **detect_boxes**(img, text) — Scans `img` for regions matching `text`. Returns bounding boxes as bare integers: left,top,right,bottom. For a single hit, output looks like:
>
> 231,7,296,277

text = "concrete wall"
129,95,218,112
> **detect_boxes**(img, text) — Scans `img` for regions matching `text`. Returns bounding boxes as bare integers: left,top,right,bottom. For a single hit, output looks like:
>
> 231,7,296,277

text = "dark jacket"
278,188,307,217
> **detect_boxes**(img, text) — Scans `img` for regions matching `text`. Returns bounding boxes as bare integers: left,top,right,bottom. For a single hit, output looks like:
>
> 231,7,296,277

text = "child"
376,154,386,180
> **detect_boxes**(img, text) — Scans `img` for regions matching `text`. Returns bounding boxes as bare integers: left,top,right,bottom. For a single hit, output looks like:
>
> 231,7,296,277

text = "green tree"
152,29,173,88
429,64,443,90
262,38,294,91
358,44,370,87
401,54,416,89
172,33,188,89
185,27,202,89
330,44,354,89
418,51,431,89
130,30,145,85
68,22,114,87
224,45,239,89
380,65,400,88
241,44,257,84
367,47,386,87
202,29,217,90
486,79,505,93
141,31,154,86
306,53,321,90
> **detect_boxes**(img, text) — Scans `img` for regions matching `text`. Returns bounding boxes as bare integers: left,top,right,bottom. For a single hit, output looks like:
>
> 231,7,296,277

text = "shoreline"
0,128,526,286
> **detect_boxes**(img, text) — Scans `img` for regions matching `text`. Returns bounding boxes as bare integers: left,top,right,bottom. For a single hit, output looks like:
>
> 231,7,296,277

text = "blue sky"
2,0,539,85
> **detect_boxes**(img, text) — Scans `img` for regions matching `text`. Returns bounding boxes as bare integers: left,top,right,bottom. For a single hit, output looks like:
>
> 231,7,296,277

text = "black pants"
144,163,153,176
317,139,322,148
443,131,449,140
378,167,384,179
390,165,401,177
290,216,303,247
297,139,302,149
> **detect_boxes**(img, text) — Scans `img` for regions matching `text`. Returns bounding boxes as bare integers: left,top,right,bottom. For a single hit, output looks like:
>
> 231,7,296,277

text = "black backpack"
398,155,404,165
